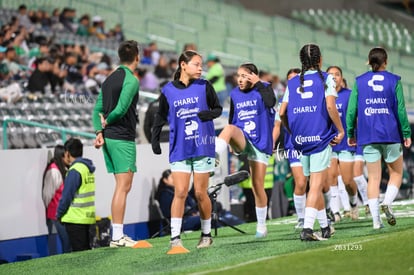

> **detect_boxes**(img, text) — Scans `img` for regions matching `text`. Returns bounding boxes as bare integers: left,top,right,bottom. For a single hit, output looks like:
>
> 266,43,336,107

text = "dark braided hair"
299,44,326,92
173,50,201,81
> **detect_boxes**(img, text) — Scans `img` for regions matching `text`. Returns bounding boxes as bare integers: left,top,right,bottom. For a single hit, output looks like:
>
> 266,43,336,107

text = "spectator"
76,15,90,37
59,8,76,33
42,145,71,254
142,42,160,65
154,55,171,79
137,68,159,92
62,52,83,85
50,8,62,30
205,53,227,106
155,169,201,232
27,57,53,94
89,16,106,40
2,47,21,78
0,46,10,81
84,63,100,94
57,138,96,252
113,24,125,43
16,4,34,33
182,43,197,52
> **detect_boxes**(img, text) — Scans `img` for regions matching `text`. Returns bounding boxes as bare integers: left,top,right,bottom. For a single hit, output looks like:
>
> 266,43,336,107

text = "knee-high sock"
317,209,328,228
293,194,306,219
170,218,182,239
354,175,368,205
112,223,123,241
338,175,351,211
303,207,318,230
201,218,211,235
256,206,268,233
368,198,380,226
330,185,340,214
382,184,399,205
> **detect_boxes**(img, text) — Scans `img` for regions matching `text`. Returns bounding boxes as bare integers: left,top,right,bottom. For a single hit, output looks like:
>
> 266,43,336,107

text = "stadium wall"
0,143,229,262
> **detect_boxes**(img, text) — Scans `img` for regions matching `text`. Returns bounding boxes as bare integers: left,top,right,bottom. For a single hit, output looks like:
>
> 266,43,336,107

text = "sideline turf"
1,203,413,275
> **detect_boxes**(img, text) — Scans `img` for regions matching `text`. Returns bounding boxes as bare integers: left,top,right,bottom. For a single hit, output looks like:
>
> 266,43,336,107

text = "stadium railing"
2,118,95,150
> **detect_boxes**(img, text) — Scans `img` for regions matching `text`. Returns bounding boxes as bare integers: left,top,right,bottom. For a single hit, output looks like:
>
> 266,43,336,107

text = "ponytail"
173,67,182,81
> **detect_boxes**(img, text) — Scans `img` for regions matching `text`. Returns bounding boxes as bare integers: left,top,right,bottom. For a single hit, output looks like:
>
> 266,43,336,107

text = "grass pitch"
1,201,413,275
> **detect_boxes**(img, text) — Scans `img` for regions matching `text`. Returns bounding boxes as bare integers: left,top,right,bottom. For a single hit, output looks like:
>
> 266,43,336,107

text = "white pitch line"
190,234,397,275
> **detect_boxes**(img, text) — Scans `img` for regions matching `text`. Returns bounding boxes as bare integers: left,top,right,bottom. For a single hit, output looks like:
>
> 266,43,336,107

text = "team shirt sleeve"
106,77,139,125
395,80,412,138
92,90,104,131
346,82,359,138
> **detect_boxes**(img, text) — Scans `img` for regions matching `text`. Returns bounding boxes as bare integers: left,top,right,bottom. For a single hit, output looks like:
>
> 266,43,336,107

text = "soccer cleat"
343,210,351,218
326,208,335,223
255,230,268,239
350,205,359,220
365,205,371,218
295,218,304,230
320,226,331,239
196,236,213,248
334,212,341,223
300,228,327,241
110,235,138,248
381,204,396,226
167,238,190,254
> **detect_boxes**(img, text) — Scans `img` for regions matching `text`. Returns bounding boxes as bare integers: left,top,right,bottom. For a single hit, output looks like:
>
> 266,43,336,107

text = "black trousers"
64,223,92,252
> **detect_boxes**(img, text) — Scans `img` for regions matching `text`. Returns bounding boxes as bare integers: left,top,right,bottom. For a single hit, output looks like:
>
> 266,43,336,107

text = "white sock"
201,218,211,235
323,189,331,210
303,207,318,230
354,175,368,205
349,194,358,207
382,184,399,205
368,198,380,225
330,185,340,214
338,176,351,211
112,223,123,241
215,137,228,153
293,194,306,219
256,206,267,233
170,217,182,239
317,209,329,228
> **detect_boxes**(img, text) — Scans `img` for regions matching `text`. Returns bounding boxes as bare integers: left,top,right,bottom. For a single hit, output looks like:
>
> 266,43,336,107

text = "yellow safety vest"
62,162,96,224
239,155,275,189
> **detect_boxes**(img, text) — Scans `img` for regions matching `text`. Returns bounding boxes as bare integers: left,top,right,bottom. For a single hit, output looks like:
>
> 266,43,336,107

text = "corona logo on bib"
295,135,321,145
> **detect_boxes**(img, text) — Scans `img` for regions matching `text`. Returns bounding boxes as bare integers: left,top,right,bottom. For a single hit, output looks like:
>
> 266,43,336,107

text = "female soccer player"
151,50,222,253
326,66,359,221
347,47,411,229
215,62,276,238
279,44,344,241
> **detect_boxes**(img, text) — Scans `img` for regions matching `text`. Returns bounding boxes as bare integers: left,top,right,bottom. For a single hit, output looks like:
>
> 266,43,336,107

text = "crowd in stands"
0,4,293,107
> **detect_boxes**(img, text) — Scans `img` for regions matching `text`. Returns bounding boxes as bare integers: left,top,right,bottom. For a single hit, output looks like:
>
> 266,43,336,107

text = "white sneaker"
110,235,137,247
350,206,359,220
196,236,213,248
